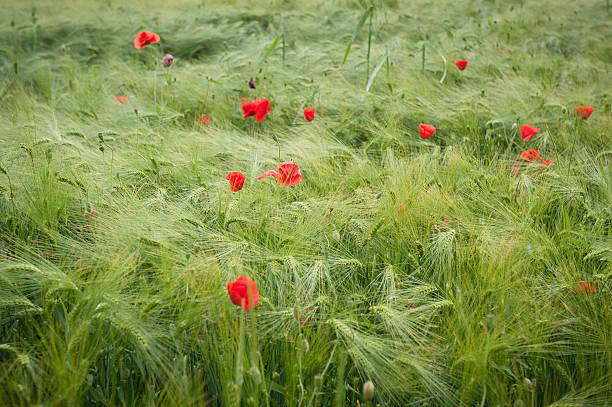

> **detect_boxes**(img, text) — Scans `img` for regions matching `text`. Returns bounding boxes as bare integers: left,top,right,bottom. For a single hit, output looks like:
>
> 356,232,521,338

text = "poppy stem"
259,355,270,407
235,306,246,406
567,120,579,176
422,43,426,74
282,31,286,66
366,8,373,85
386,52,392,93
110,145,114,175
135,109,140,152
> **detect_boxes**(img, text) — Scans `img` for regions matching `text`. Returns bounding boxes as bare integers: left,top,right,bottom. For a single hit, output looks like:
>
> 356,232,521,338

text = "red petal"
455,60,468,70
520,125,540,142
227,276,259,310
242,101,257,118
277,162,302,186
257,170,279,181
255,99,270,122
520,149,542,162
419,123,436,139
226,172,245,192
303,107,315,122
575,106,594,120
134,31,160,50
511,162,522,178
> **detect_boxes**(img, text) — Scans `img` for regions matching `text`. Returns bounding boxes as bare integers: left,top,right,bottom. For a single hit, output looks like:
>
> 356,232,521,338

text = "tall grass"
0,0,610,405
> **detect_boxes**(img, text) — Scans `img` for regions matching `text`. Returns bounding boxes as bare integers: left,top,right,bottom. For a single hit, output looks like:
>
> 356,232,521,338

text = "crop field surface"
0,0,610,406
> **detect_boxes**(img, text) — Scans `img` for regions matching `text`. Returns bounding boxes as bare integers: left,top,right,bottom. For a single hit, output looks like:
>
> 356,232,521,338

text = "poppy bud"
523,377,533,388
162,54,174,68
561,106,568,114
363,380,375,400
250,367,262,384
301,338,310,353
512,123,518,130
398,204,406,217
293,305,300,321
249,77,256,89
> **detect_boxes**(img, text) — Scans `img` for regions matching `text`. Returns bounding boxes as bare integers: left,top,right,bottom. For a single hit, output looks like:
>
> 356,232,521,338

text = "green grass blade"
366,50,389,92
342,6,373,65
259,35,280,66
425,43,447,83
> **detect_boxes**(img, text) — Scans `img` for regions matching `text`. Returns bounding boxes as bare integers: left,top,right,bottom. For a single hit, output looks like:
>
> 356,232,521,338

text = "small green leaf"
259,35,280,66
424,43,447,84
366,50,389,92
342,7,372,65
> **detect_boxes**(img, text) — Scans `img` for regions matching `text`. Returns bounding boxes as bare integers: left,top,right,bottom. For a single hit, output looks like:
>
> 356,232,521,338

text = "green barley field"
1,0,611,405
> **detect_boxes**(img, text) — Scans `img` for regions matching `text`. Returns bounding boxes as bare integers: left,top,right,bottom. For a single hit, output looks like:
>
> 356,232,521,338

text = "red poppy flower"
239,97,248,103
257,162,302,186
303,107,315,122
242,98,271,122
455,60,468,70
575,106,594,120
226,172,245,192
540,159,551,166
496,46,505,51
507,49,515,54
520,149,543,162
227,276,259,310
520,125,540,142
419,123,436,139
574,281,596,295
133,30,160,50
114,96,129,104
199,114,211,125
242,101,257,118
255,98,270,122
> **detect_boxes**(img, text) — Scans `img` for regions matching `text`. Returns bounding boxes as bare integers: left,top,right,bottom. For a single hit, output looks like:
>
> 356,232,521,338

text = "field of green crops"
0,0,611,405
